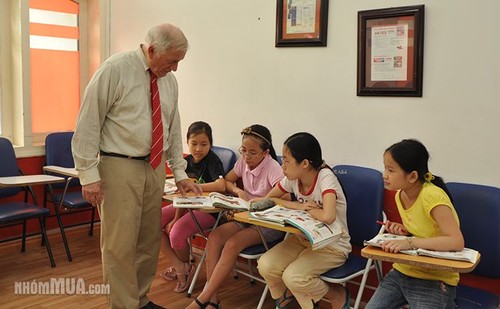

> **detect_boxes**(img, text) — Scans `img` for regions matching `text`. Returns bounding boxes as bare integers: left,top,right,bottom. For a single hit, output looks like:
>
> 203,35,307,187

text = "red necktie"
149,71,164,169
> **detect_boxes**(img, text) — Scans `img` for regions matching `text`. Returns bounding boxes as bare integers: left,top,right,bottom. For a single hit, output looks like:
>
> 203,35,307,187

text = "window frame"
0,0,109,158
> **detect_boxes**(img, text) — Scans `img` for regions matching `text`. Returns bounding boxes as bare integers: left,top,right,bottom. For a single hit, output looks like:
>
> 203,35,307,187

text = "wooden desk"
361,245,480,273
0,175,65,187
233,211,301,235
43,165,79,178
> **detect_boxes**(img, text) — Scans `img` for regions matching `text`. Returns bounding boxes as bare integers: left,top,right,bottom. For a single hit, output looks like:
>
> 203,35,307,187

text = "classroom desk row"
162,192,480,274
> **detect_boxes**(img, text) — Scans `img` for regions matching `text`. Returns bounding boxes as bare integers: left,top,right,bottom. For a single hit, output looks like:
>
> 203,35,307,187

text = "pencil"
376,220,385,225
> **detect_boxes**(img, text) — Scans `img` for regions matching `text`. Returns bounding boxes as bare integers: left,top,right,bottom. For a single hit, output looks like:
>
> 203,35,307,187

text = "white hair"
145,23,189,54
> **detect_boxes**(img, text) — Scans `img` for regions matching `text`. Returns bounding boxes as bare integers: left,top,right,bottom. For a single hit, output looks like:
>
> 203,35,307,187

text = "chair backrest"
333,165,384,247
45,132,75,168
45,132,80,187
212,146,237,175
276,155,283,165
447,182,500,278
0,137,22,197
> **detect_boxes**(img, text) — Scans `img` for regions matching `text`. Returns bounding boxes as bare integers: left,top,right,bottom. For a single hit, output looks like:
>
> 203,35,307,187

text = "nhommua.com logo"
15,278,109,295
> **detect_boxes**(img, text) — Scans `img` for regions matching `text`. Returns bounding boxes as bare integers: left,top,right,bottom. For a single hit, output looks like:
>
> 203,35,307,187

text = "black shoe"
140,301,166,309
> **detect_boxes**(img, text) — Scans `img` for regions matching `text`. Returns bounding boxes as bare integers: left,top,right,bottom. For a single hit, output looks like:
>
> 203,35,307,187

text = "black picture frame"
357,5,425,97
276,0,329,47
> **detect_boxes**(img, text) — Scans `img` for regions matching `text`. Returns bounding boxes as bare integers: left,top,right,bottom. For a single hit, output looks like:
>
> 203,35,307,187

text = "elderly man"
72,23,201,309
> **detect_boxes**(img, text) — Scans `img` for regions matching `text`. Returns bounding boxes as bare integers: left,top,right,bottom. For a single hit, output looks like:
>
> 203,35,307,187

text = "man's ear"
147,45,156,58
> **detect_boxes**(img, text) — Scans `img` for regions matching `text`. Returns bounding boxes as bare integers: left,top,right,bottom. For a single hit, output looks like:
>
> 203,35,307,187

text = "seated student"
160,121,226,293
186,124,284,309
257,132,351,309
366,139,464,309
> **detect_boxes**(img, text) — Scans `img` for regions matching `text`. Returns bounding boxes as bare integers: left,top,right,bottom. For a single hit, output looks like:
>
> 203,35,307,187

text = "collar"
136,45,150,76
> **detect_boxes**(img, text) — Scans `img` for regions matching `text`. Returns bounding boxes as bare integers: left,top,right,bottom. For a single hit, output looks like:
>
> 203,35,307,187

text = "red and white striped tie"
149,71,164,169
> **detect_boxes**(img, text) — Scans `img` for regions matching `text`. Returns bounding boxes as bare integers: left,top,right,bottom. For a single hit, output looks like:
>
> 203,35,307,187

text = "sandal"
193,297,207,309
173,263,196,293
206,301,221,309
275,289,296,309
159,266,177,281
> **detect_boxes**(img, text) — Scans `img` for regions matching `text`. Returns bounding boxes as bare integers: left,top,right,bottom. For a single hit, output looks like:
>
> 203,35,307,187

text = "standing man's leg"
137,159,166,306
99,157,149,309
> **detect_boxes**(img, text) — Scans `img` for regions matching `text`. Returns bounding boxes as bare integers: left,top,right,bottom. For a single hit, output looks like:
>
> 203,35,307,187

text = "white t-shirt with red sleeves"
277,168,351,256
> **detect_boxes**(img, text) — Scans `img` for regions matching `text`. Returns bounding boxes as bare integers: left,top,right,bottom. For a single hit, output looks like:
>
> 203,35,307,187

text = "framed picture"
357,5,425,97
276,0,329,47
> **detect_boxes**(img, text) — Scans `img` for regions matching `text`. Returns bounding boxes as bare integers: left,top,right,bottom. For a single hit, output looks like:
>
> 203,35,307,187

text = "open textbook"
173,192,249,210
364,233,479,263
249,205,342,250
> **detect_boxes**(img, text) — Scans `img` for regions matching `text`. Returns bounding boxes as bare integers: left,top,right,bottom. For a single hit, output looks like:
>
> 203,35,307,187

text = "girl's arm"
382,205,464,253
412,205,464,251
200,177,226,192
224,170,248,199
307,192,337,224
262,186,303,210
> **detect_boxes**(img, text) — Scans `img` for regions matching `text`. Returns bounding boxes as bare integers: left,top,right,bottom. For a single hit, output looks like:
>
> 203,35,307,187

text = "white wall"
110,0,500,187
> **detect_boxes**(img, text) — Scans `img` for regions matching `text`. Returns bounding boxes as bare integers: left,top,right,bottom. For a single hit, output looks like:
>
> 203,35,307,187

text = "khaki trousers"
98,155,166,309
257,234,347,309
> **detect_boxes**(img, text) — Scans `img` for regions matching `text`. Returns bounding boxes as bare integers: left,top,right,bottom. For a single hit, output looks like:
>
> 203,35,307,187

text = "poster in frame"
276,0,329,47
357,5,425,97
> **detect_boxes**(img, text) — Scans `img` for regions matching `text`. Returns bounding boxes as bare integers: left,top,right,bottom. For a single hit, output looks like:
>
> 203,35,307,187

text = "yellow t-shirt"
393,182,461,286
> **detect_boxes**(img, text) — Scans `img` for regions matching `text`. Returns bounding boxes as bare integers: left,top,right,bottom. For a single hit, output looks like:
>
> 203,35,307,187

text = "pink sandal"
159,266,177,281
173,263,196,293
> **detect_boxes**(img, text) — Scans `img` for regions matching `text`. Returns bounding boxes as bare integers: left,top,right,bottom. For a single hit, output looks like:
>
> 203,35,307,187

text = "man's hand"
82,181,104,207
176,179,202,196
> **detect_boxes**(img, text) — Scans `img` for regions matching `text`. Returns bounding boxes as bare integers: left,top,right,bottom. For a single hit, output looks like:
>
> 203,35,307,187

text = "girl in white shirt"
257,132,351,309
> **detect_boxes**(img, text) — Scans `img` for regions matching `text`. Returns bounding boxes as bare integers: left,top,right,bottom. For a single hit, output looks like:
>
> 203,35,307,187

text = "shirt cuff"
78,167,101,186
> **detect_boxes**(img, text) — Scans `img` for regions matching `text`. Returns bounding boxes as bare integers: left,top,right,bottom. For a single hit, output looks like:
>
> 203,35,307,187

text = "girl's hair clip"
424,172,435,182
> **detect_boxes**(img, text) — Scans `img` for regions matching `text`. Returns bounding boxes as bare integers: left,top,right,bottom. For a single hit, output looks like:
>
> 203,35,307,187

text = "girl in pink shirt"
186,124,284,309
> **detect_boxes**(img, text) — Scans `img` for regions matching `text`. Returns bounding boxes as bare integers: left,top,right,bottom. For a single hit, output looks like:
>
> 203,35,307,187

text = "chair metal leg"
53,204,72,262
39,217,56,267
187,248,206,298
353,259,373,309
257,284,269,309
21,220,27,252
247,259,256,284
374,260,383,282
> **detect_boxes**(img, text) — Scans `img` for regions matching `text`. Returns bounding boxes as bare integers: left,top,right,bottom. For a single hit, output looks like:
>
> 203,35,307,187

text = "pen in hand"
376,220,408,234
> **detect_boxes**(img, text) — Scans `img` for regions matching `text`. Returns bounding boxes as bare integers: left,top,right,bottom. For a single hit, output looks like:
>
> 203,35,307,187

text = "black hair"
241,124,278,161
385,139,453,202
284,132,326,170
187,121,213,146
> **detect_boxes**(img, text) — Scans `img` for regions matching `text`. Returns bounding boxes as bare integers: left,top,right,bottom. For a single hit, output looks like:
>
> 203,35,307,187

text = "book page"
173,196,213,208
363,233,417,255
285,216,341,249
416,248,479,263
249,205,341,250
248,206,289,225
209,192,249,210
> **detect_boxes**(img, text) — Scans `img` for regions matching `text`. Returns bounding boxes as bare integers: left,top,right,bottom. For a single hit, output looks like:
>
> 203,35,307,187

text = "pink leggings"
161,205,217,250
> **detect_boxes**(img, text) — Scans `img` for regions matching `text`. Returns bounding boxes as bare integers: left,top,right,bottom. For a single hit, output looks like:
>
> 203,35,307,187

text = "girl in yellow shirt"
366,139,464,309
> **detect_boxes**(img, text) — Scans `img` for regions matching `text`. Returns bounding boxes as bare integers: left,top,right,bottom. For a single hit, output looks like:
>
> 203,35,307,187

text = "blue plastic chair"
320,165,385,309
43,132,96,262
211,146,237,175
0,137,56,267
447,182,500,308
